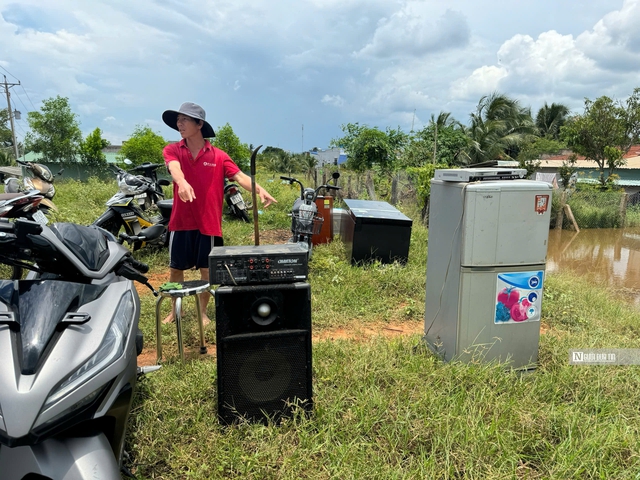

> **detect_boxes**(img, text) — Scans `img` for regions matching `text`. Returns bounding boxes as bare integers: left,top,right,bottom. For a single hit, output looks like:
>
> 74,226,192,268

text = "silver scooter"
0,217,159,479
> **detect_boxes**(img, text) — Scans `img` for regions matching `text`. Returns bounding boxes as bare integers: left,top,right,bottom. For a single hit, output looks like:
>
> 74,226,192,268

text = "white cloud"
357,7,470,58
450,65,509,100
321,94,345,107
576,0,640,71
0,0,637,151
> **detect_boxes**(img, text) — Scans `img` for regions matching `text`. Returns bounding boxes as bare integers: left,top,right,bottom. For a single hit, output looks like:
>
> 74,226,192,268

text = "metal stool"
155,280,212,362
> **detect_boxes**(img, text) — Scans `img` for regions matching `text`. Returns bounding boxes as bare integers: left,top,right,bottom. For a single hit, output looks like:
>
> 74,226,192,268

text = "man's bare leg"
162,267,185,324
199,267,211,326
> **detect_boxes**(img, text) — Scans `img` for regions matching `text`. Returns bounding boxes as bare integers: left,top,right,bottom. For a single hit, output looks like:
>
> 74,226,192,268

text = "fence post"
619,193,628,228
365,171,377,200
555,190,566,230
390,174,398,205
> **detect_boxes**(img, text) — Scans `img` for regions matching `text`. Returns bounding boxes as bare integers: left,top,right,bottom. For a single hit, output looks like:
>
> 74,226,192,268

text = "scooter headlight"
43,291,135,409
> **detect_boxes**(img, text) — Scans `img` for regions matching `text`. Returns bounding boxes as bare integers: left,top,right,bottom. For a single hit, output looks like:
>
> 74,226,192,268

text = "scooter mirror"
332,172,340,180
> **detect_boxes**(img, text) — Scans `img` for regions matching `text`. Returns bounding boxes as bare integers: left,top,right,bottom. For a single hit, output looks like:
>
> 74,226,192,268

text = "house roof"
539,145,640,169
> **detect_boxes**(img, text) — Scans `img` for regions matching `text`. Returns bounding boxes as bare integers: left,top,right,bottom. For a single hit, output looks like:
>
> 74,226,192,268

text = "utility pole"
2,75,21,161
301,124,304,153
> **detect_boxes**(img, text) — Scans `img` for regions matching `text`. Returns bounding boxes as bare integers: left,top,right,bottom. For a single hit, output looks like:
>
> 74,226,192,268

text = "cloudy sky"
1,0,639,152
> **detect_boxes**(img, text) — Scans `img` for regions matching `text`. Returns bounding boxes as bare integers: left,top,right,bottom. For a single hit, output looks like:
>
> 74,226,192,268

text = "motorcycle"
92,161,172,251
224,178,250,222
0,189,47,224
0,216,160,479
3,159,61,218
0,190,49,279
280,172,340,258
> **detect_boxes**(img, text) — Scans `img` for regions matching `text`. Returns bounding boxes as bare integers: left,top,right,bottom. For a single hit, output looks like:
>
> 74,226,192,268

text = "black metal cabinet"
342,199,412,265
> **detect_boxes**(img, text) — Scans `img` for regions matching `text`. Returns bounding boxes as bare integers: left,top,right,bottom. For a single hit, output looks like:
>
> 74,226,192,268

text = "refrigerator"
424,169,553,370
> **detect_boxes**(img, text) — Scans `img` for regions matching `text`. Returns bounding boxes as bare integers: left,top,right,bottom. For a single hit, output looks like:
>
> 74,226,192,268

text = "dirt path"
137,320,424,366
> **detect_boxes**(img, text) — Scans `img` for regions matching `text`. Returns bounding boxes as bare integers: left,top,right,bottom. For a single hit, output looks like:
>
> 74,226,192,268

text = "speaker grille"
218,330,312,424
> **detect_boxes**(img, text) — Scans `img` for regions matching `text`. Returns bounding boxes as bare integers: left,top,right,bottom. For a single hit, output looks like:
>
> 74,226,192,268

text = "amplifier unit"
209,243,309,286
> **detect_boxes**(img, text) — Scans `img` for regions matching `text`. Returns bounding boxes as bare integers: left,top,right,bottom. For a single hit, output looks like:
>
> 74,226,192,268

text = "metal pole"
3,75,20,161
250,145,262,246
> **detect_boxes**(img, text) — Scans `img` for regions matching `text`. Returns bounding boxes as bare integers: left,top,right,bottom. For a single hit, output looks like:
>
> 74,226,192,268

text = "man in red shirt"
162,102,276,324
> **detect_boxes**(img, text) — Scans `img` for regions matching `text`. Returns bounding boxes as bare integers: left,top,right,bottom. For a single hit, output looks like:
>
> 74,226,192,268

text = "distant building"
537,145,640,193
309,147,347,166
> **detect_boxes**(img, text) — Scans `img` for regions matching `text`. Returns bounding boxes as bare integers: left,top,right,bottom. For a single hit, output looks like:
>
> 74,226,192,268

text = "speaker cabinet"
215,282,312,424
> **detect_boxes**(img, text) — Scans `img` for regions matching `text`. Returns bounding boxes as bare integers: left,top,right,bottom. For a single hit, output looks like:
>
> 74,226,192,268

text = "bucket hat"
162,102,216,138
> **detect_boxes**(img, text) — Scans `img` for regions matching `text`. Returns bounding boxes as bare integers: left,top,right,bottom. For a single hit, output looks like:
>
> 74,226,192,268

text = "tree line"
2,89,640,190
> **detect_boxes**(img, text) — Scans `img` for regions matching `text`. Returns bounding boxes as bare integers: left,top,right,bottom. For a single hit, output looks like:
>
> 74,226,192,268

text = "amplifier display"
209,243,309,285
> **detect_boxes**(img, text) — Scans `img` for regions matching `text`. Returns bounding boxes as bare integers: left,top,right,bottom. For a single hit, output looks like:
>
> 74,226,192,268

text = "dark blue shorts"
168,230,223,270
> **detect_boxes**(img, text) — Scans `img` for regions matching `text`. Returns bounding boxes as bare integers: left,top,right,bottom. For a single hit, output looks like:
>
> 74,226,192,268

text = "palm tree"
535,102,570,139
303,153,318,181
464,92,537,164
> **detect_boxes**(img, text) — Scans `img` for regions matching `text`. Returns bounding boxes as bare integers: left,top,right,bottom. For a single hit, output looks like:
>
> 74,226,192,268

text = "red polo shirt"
163,139,240,236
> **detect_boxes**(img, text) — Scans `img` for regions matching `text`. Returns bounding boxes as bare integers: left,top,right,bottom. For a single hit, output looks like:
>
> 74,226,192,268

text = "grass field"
3,176,640,478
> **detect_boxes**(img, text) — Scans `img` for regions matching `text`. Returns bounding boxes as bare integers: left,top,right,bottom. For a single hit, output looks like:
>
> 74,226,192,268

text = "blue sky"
1,0,638,152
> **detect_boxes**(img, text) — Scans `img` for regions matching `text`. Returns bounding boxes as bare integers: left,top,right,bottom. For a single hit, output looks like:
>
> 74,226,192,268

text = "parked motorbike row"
2,159,251,251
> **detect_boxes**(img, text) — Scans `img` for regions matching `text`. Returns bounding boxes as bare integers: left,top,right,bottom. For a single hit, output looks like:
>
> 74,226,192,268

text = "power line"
0,65,38,111
0,64,20,82
11,89,31,116
19,84,38,111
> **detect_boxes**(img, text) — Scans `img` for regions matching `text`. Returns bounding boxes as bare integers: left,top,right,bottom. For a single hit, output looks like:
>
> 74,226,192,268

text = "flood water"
546,227,640,306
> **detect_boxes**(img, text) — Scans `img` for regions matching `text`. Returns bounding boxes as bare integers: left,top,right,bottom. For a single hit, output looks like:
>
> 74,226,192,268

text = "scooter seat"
157,199,173,219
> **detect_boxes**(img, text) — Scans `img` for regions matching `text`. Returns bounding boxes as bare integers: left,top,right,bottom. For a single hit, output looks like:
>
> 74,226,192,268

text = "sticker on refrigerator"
495,271,544,324
534,195,549,215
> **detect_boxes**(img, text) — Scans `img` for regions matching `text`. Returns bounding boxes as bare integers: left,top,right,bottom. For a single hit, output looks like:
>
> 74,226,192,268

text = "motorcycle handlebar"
127,256,149,274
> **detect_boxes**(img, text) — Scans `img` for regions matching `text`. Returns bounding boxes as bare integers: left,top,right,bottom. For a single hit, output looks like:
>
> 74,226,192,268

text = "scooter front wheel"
238,208,250,223
93,210,122,237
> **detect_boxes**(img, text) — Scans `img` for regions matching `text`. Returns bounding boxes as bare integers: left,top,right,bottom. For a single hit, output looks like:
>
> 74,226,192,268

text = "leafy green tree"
25,95,82,162
79,127,109,167
516,137,565,178
117,125,167,166
465,92,536,164
535,102,570,139
558,153,578,189
402,113,469,167
561,88,640,186
272,151,304,175
212,123,250,172
0,150,13,166
330,123,403,172
407,162,449,223
263,146,287,158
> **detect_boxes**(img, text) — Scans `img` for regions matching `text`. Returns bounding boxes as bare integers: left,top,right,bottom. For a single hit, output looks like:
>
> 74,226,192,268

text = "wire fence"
552,189,634,229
